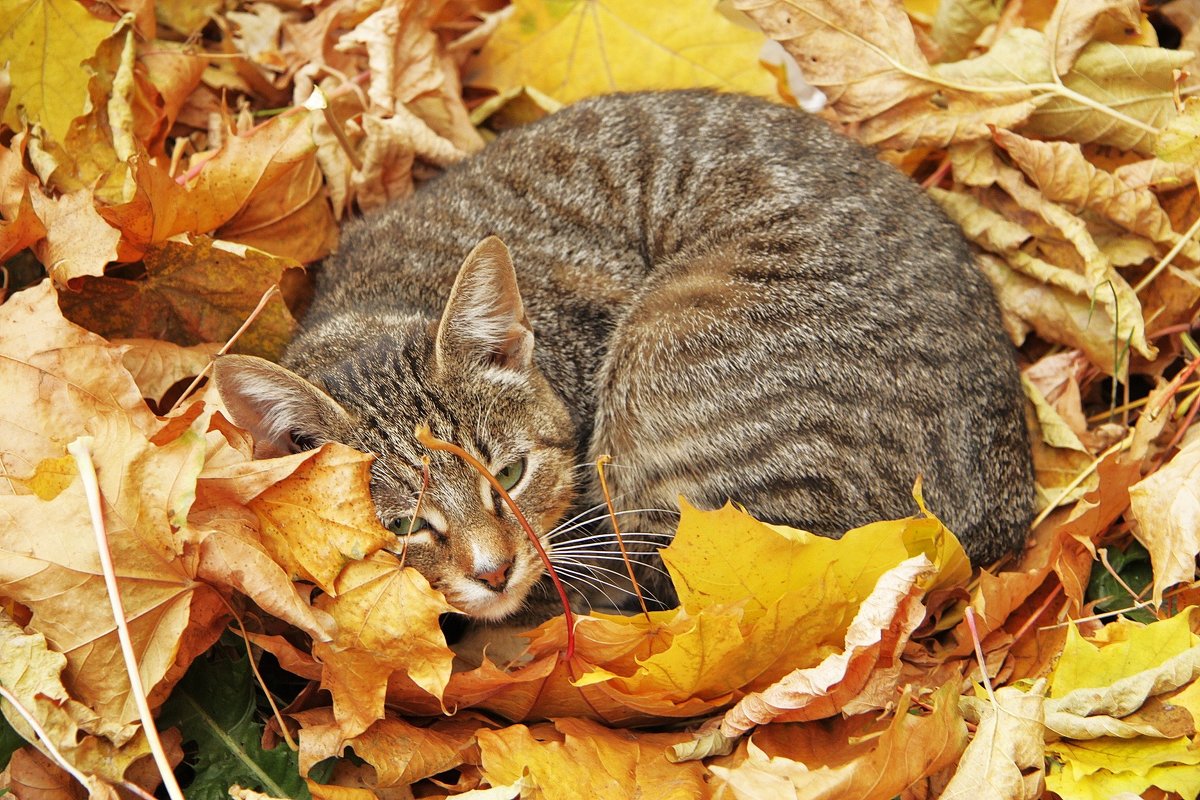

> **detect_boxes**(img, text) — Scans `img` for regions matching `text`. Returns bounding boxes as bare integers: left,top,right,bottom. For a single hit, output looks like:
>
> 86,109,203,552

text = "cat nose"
473,560,513,591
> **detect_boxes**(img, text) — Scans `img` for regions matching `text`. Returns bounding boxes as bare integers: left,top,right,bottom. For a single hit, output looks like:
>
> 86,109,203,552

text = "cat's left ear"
434,236,534,372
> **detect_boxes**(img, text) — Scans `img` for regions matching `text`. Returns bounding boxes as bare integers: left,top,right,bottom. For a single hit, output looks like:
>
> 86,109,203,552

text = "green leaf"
1085,541,1155,624
0,712,25,771
158,645,312,800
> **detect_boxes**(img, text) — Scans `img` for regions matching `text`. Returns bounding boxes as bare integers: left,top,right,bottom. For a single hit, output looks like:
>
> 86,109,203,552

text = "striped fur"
219,91,1034,621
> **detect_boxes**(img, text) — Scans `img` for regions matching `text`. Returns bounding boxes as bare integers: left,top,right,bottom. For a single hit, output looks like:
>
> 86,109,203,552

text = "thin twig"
68,437,187,800
0,685,95,789
595,455,651,621
399,456,432,569
169,284,281,414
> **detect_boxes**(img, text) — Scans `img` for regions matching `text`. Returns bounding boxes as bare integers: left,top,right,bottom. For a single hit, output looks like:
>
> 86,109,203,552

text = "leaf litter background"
7,0,1200,798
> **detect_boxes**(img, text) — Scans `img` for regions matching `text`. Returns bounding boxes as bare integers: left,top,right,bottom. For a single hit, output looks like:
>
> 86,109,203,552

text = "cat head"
214,237,578,620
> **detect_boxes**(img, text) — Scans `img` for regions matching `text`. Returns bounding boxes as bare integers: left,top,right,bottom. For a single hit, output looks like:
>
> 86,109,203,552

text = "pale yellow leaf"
0,0,115,141
931,0,1002,61
942,683,1047,800
1046,0,1142,75
1129,426,1200,604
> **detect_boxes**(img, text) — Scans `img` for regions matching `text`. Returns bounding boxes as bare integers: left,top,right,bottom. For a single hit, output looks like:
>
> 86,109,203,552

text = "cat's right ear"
434,236,534,374
212,355,352,457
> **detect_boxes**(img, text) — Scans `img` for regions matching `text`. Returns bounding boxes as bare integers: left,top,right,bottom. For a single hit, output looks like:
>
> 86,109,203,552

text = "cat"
214,90,1035,624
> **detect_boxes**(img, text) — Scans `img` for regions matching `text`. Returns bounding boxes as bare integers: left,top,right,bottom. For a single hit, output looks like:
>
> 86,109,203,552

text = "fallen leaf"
708,684,967,800
58,236,298,360
478,718,709,800
28,189,121,283
469,0,778,104
941,682,1047,800
930,0,1002,61
1045,0,1142,75
0,0,115,141
1129,426,1200,604
314,554,454,736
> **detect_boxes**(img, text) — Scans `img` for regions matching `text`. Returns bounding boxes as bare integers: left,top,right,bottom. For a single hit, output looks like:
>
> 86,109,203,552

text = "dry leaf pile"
5,0,1200,798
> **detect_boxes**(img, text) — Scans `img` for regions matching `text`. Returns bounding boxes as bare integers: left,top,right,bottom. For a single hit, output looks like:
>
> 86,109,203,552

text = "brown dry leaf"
1045,0,1142,75
58,236,298,359
941,683,1047,800
181,111,338,262
736,0,927,121
351,108,469,211
930,0,1002,61
27,189,121,283
994,128,1198,261
0,135,48,261
708,685,967,800
1129,425,1200,604
295,708,483,788
3,747,89,800
478,718,710,800
117,340,218,403
0,282,156,489
977,253,1131,369
0,614,155,784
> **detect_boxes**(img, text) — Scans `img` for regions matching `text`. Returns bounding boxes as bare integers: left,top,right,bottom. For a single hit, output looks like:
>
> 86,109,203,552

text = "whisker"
543,499,614,536
549,530,676,548
552,558,665,605
543,508,680,542
552,566,629,610
555,553,674,580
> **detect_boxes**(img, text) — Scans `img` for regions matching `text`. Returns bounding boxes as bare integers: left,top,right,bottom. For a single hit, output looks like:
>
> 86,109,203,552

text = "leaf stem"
595,455,651,622
68,437,187,800
773,1,1162,137
414,425,576,660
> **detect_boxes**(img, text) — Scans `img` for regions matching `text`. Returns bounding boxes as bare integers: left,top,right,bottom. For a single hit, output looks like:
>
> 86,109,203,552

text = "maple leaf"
58,236,298,360
477,718,709,800
466,0,778,104
1046,613,1200,798
0,0,115,142
708,684,967,799
1129,426,1200,604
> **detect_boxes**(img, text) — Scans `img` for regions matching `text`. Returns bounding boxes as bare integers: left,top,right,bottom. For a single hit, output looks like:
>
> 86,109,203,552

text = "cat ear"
212,354,352,457
434,236,534,372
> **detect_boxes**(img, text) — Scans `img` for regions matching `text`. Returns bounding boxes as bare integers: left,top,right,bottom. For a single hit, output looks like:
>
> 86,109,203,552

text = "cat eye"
495,458,526,491
388,516,429,536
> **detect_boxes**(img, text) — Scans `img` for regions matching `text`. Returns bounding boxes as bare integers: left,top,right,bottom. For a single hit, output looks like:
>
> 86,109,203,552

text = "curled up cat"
214,90,1035,625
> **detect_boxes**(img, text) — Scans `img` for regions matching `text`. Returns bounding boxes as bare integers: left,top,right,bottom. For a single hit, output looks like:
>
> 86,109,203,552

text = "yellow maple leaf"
466,0,777,104
0,0,114,141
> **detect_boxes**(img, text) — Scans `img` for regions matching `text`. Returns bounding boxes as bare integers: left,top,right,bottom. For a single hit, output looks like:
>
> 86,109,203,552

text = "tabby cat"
215,90,1034,623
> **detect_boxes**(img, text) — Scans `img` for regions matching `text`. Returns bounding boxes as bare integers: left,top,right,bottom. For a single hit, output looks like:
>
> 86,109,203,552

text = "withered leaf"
58,236,298,359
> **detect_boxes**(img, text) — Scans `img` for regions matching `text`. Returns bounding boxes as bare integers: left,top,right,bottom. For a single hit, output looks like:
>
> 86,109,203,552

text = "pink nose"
474,560,513,591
